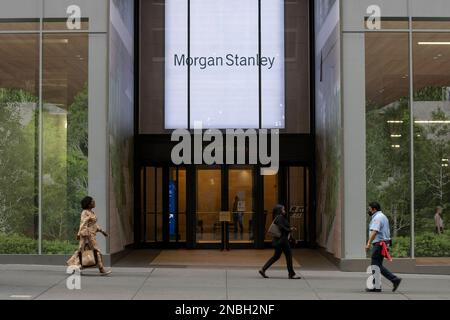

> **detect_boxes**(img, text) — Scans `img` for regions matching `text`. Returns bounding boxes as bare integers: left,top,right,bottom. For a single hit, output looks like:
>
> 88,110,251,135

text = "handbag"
267,217,281,238
81,249,97,267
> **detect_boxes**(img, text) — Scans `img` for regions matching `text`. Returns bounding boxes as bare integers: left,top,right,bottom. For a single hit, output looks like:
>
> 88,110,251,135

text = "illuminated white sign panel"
165,0,285,129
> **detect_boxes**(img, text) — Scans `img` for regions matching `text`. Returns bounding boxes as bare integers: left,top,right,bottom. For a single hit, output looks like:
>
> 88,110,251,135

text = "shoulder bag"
267,216,282,238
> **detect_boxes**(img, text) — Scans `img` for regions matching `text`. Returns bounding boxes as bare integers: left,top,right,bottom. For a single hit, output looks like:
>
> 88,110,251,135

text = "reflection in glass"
229,168,254,243
169,167,186,242
413,33,450,257
0,34,39,253
264,174,278,241
144,167,163,242
365,32,411,257
178,168,187,242
288,167,306,242
42,34,88,253
196,169,221,243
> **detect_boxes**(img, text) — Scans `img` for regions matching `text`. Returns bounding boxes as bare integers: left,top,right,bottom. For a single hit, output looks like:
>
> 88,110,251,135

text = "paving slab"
0,264,449,300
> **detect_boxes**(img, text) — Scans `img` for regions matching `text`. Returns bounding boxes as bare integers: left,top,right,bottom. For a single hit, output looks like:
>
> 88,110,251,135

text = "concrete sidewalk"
1,264,449,300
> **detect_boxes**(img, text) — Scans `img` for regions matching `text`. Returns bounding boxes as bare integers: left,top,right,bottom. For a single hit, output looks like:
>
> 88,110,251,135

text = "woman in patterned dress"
67,196,112,275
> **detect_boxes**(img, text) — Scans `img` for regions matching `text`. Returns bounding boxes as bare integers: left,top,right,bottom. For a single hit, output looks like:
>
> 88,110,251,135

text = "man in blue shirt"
366,202,402,292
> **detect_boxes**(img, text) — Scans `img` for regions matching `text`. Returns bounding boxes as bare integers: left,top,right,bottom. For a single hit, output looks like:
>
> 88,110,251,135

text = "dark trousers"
233,212,244,237
371,243,398,284
262,238,295,276
221,222,229,251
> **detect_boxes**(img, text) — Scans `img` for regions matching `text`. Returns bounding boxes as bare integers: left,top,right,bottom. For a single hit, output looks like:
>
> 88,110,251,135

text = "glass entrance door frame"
193,165,258,249
139,165,188,248
136,164,313,249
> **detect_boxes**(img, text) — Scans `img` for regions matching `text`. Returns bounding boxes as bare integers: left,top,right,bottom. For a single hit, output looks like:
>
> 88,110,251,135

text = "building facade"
0,0,449,270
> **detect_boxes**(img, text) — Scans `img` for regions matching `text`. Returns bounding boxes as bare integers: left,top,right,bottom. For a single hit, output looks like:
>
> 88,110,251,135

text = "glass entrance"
140,166,187,245
138,165,310,248
141,167,163,243
263,166,310,245
228,168,254,243
196,169,222,243
286,167,308,243
195,166,255,247
169,167,187,242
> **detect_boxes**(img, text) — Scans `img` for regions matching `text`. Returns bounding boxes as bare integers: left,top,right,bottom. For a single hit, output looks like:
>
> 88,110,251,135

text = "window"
365,32,411,257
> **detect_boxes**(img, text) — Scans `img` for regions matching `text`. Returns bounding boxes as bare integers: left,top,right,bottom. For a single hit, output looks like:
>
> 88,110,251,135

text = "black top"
274,214,291,240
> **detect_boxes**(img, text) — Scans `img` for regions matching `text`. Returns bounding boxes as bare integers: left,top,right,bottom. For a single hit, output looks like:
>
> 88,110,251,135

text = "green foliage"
66,84,88,240
390,231,450,258
366,98,411,237
390,236,410,258
0,85,88,253
0,233,37,254
415,231,450,257
367,86,450,256
43,238,78,254
0,233,77,254
0,88,38,237
414,86,445,102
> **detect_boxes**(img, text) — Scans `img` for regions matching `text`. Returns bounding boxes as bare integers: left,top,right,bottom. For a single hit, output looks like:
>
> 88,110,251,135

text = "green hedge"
390,230,450,258
0,233,78,254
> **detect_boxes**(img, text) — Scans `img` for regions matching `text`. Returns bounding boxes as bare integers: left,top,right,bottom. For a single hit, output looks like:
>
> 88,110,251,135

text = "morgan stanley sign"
164,0,285,129
165,0,285,174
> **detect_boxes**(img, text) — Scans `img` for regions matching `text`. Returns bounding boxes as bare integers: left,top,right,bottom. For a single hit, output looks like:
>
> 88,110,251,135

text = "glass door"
263,166,309,246
140,166,187,245
142,167,163,243
228,167,254,244
286,167,308,243
169,167,187,243
263,173,279,243
196,169,222,243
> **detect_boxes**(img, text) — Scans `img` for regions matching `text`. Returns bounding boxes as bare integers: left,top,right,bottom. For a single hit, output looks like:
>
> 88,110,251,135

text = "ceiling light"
387,120,404,124
418,42,450,45
44,39,69,44
391,134,402,138
415,120,450,124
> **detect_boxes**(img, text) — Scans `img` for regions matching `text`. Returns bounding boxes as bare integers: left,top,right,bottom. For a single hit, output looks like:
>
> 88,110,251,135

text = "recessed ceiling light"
45,39,68,44
387,120,404,124
415,120,450,124
418,42,450,45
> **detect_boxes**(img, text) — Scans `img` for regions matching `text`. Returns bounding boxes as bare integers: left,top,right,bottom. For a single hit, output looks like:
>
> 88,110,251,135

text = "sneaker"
258,270,269,278
289,274,301,279
365,288,382,292
392,278,402,292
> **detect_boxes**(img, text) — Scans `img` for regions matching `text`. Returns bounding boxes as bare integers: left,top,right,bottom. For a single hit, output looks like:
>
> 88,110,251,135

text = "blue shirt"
369,211,391,244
